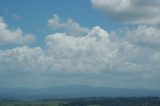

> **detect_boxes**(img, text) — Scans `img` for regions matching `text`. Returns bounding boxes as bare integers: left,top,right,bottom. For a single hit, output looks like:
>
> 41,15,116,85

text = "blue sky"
0,0,160,89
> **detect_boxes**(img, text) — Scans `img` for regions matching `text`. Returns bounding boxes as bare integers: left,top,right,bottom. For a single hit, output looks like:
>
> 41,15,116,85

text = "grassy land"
0,101,62,106
0,97,160,106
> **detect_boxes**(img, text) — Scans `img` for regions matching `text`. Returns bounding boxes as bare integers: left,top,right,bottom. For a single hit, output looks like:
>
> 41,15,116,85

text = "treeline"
59,97,160,106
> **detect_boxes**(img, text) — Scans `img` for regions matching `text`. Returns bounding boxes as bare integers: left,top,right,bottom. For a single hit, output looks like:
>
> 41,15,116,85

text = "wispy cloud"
11,14,21,21
48,14,89,36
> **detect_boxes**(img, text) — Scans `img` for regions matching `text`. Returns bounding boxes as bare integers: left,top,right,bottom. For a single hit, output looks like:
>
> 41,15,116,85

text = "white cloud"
91,0,160,25
1,25,160,89
0,17,35,45
48,14,89,36
45,26,117,73
124,25,160,47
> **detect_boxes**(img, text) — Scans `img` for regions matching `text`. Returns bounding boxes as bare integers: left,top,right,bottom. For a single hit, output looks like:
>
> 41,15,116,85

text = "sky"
0,0,160,90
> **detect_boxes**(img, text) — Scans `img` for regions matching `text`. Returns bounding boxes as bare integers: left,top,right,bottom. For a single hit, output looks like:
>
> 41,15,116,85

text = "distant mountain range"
0,85,160,100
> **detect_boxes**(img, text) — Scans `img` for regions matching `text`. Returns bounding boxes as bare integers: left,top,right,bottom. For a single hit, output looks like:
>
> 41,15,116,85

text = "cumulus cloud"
1,25,160,89
0,17,35,45
45,26,118,73
48,14,89,36
124,25,160,47
91,0,160,25
0,46,44,73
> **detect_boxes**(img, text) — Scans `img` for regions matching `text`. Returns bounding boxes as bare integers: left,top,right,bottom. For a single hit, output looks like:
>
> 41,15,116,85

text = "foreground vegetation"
0,97,160,106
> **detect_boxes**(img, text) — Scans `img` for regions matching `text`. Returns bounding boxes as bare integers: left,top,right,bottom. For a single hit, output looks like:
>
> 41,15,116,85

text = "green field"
0,101,62,106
